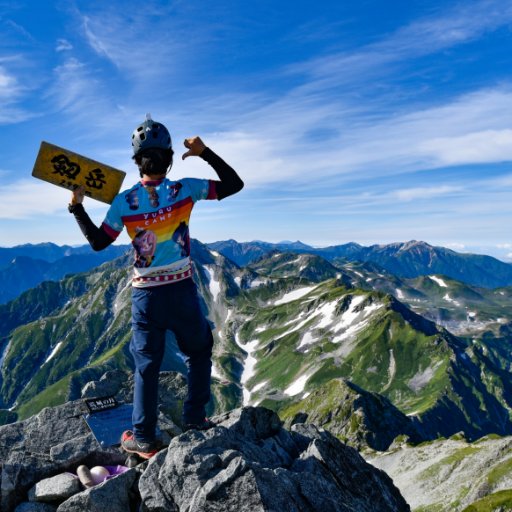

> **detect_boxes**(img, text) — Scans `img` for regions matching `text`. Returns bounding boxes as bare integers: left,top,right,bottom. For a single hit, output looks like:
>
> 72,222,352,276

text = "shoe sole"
121,444,159,460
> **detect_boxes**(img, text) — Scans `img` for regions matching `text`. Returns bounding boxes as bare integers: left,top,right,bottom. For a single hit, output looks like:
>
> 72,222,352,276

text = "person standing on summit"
68,114,244,458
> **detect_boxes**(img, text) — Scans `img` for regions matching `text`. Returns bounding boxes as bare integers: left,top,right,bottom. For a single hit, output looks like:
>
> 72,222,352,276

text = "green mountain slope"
2,243,512,447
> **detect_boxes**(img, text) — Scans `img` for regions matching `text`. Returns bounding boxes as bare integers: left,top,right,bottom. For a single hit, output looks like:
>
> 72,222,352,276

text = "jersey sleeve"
101,195,124,240
182,178,218,203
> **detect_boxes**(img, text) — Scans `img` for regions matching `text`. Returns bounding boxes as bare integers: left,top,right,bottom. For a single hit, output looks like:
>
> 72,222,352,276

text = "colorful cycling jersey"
102,177,217,287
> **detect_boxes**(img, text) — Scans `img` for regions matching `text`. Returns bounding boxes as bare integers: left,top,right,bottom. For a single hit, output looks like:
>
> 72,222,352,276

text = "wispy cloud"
77,2,195,84
55,38,73,52
393,185,464,202
0,179,107,220
286,0,512,88
0,59,37,124
0,65,17,97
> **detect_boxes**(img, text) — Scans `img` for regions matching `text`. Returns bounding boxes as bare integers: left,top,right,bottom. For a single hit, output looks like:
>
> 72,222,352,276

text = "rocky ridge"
368,434,512,511
0,371,409,512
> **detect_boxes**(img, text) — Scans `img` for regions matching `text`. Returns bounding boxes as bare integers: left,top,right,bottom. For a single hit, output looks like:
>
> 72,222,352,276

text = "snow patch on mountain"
0,339,11,369
211,364,222,379
298,331,317,349
408,361,442,392
383,349,396,390
332,295,366,332
250,278,265,288
333,319,371,345
251,381,267,393
284,371,313,396
316,301,338,329
274,285,317,305
234,333,260,405
429,276,448,287
43,342,63,365
204,266,221,301
443,293,461,306
330,297,383,350
396,289,404,299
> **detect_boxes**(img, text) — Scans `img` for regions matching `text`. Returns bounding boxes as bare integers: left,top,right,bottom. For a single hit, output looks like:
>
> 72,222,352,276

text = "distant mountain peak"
398,240,433,252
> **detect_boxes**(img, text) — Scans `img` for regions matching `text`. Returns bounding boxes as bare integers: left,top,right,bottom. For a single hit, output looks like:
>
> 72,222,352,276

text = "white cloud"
0,179,107,220
393,186,463,202
55,38,73,52
77,4,194,83
184,86,512,189
0,61,36,124
82,16,112,61
0,65,19,98
419,129,512,166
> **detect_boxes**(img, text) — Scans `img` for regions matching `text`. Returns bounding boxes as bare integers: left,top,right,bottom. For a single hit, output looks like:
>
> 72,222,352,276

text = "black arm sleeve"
200,147,244,200
68,203,115,251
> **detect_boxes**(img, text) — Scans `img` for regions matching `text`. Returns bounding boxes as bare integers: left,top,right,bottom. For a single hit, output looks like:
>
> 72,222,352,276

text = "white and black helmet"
131,113,172,156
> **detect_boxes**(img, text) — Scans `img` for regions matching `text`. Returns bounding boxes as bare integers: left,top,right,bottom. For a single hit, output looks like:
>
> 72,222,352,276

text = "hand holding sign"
32,142,126,205
71,185,85,205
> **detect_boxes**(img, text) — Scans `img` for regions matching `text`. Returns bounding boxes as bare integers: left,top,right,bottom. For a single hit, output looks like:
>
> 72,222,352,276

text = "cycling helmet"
131,113,172,156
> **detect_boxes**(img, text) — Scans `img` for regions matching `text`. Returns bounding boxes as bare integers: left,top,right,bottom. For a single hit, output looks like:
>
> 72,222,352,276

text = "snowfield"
204,266,221,301
274,285,318,305
429,276,448,287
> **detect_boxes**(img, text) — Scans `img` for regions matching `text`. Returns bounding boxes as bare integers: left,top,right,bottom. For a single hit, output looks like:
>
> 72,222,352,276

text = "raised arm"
68,186,115,251
183,136,244,200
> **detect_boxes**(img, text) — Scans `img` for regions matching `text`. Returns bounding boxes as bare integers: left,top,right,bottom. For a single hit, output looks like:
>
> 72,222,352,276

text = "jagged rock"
114,371,188,427
139,407,410,512
2,381,411,512
281,379,422,451
369,435,512,511
81,370,129,399
28,473,80,503
49,434,102,463
14,503,57,512
56,468,139,512
0,371,187,512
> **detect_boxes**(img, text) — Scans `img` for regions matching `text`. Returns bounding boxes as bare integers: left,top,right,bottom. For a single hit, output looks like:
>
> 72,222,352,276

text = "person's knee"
178,327,213,357
135,358,162,377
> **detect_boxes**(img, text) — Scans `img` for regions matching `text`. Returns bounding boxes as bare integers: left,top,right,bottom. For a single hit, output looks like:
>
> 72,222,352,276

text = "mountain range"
0,242,130,304
2,239,512,510
1,240,511,440
208,239,512,288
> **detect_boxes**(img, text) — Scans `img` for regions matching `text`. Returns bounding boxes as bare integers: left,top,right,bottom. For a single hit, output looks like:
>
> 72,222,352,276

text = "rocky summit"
0,372,409,512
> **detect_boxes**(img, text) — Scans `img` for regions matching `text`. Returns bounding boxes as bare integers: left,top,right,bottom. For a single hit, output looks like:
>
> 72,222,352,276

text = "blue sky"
1,0,512,260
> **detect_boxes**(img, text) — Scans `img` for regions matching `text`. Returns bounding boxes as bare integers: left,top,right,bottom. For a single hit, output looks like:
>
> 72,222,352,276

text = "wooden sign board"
32,141,126,204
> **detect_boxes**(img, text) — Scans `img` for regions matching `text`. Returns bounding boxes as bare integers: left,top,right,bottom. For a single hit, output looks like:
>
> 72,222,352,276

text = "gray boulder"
81,370,129,399
139,407,410,512
28,473,80,503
